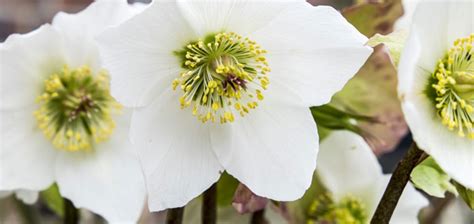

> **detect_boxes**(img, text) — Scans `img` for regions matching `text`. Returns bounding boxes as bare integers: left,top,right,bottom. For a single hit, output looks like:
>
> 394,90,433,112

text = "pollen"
34,66,122,151
307,193,367,224
429,34,474,139
173,32,270,124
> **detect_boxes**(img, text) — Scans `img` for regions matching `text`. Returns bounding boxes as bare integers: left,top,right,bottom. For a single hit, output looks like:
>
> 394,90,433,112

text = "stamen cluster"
430,34,474,138
173,32,270,123
34,66,121,151
307,193,367,224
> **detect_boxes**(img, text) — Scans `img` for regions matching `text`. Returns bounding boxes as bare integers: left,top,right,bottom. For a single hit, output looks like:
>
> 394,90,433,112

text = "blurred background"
0,0,473,223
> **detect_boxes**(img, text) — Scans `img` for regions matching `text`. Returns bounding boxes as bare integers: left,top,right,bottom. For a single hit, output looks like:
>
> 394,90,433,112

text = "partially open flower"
313,131,428,224
97,0,372,211
398,0,474,189
0,1,146,222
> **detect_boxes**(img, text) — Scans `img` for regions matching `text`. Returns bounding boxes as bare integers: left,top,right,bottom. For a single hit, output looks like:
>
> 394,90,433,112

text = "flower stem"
63,198,79,224
251,209,267,224
370,143,425,224
202,183,217,224
166,207,185,224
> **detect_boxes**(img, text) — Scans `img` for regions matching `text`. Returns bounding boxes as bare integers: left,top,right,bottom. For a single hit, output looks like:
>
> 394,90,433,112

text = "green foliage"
410,157,458,198
367,30,408,67
342,0,403,37
40,184,64,217
217,172,240,206
454,182,474,210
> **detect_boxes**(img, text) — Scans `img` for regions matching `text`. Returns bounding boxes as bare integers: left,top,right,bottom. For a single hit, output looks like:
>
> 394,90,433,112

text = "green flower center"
307,193,367,224
34,66,121,151
428,34,474,139
173,32,270,124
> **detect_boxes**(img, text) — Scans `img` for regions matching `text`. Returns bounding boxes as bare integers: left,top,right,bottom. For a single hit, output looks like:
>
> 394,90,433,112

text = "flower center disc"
34,66,121,151
428,34,474,139
173,32,270,124
307,193,367,224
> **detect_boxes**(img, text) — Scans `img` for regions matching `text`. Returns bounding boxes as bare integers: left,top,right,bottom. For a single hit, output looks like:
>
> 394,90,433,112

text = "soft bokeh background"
0,0,473,223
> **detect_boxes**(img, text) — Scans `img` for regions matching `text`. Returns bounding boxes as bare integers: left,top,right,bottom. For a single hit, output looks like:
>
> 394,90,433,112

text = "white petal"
131,89,223,211
445,1,473,47
399,0,474,190
251,4,372,106
374,175,428,224
52,0,144,71
0,125,56,191
96,1,197,107
55,111,146,222
210,82,318,201
14,189,39,205
177,0,292,36
0,25,65,109
401,94,474,189
317,131,382,203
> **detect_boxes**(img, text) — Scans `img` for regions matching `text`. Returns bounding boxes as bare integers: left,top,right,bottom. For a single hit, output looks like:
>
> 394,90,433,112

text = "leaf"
367,30,409,67
342,0,404,37
331,45,408,155
410,157,458,198
217,172,239,207
40,184,64,217
453,182,474,210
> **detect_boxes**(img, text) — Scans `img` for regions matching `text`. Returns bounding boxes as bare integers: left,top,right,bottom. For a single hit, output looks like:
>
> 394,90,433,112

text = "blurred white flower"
0,1,146,222
97,0,372,211
0,190,38,205
314,131,428,224
398,0,474,189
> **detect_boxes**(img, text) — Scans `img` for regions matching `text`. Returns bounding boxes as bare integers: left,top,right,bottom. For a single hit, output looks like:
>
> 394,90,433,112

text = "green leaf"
40,184,64,217
217,172,239,207
454,182,474,210
342,0,403,37
367,30,408,67
410,157,458,198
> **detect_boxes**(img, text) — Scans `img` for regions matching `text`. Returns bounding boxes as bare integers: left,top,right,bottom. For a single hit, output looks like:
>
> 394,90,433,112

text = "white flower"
315,131,428,224
97,0,372,211
0,190,38,205
0,1,146,222
398,0,474,189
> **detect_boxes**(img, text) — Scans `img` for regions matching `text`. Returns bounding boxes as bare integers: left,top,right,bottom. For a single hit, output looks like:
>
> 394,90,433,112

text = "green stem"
63,198,79,224
370,143,425,224
202,184,217,224
166,207,185,224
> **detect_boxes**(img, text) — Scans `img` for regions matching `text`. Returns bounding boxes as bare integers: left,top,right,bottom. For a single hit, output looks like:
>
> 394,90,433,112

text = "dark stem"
202,183,217,224
370,143,425,224
251,209,268,224
166,207,185,224
63,198,79,224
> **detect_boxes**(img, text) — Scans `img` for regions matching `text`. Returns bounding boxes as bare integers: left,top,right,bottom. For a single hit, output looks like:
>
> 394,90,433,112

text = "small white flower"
0,190,38,205
0,1,146,222
315,131,428,224
398,0,474,189
97,0,372,211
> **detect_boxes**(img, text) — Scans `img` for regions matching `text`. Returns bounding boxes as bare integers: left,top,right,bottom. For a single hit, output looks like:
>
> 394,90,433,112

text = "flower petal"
399,1,474,190
401,94,474,189
375,175,428,224
55,111,145,222
317,131,382,203
210,82,318,201
251,4,372,106
131,89,223,211
14,189,39,205
176,0,292,36
96,1,197,107
0,121,56,191
0,25,65,109
52,0,144,71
